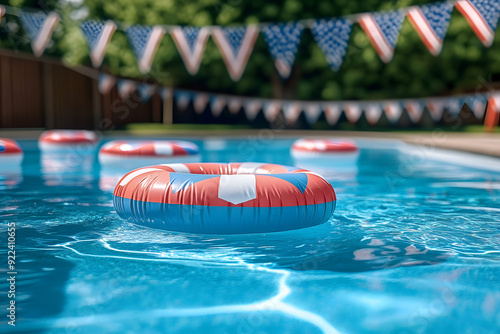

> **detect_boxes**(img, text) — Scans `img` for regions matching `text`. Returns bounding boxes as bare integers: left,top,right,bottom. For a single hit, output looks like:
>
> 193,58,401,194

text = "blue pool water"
1,137,500,333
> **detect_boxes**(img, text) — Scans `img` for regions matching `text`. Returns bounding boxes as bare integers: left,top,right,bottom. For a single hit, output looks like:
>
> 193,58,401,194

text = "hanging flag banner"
137,83,156,102
484,93,500,130
446,97,465,119
359,10,405,63
19,11,60,57
427,98,446,121
407,2,454,56
364,103,383,125
126,25,164,74
117,79,136,99
210,96,227,117
323,103,342,125
81,20,117,67
244,100,262,121
263,101,282,122
228,98,243,114
0,6,5,21
282,102,302,124
262,22,304,79
175,91,192,110
455,0,500,47
211,26,259,81
193,93,209,114
98,74,116,95
384,101,403,124
465,94,488,119
303,103,323,125
344,103,363,124
310,18,352,71
405,100,425,123
170,26,210,75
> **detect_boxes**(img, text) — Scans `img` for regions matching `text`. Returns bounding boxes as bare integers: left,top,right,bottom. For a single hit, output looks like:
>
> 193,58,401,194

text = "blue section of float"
169,173,218,193
113,196,336,234
267,173,308,193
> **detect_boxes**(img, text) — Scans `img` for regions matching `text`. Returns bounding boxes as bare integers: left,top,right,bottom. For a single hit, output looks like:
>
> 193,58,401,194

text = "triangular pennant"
262,22,304,78
407,2,454,56
0,6,5,21
344,103,363,124
310,18,353,71
464,94,488,119
426,98,446,121
244,100,262,121
456,0,500,47
282,102,302,124
170,26,210,75
446,97,465,119
364,103,383,125
175,91,192,110
303,103,322,125
19,11,60,57
98,74,116,95
484,93,500,131
323,103,342,125
193,94,209,114
405,100,425,123
210,96,227,117
228,98,243,114
125,25,165,74
211,26,259,81
81,20,117,67
263,101,282,122
359,10,405,63
137,84,156,102
117,80,136,99
384,101,403,124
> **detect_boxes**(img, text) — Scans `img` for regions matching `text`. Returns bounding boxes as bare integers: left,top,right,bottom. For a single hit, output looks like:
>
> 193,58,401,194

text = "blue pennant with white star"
170,26,210,75
456,0,500,47
310,18,352,71
80,20,116,67
262,22,304,78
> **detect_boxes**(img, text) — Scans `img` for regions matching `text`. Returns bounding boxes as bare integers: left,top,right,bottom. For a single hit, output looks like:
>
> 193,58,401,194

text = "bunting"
407,2,454,56
125,25,165,74
464,94,488,118
244,100,262,121
263,101,281,122
323,103,342,125
405,100,425,123
303,103,323,125
193,93,209,114
384,101,403,124
137,83,156,102
427,98,446,121
81,20,117,67
310,19,353,71
359,10,405,63
211,26,259,81
455,0,500,47
282,102,302,124
117,79,136,99
0,6,5,21
170,27,210,75
19,11,59,57
446,97,465,119
262,22,304,78
365,104,383,125
210,96,227,117
98,74,116,95
228,98,243,114
175,91,192,110
344,103,363,123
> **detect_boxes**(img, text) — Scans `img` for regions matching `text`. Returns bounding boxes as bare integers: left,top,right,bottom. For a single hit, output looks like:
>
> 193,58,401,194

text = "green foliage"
2,0,500,101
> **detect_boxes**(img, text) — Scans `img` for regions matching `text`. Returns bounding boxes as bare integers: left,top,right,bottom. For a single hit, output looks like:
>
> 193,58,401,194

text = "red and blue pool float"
0,138,23,165
113,162,336,234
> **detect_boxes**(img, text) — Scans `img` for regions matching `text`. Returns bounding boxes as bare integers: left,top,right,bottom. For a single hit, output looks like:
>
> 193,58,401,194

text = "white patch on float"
218,175,256,204
237,162,265,174
161,163,190,173
153,142,174,156
119,168,161,186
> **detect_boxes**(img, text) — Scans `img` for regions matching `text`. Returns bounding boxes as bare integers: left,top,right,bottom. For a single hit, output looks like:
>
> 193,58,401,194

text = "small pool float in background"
39,130,99,153
99,140,200,167
291,138,359,161
113,162,336,234
0,138,23,165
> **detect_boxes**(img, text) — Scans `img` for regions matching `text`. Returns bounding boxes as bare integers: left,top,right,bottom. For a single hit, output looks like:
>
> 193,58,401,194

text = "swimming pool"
1,137,499,333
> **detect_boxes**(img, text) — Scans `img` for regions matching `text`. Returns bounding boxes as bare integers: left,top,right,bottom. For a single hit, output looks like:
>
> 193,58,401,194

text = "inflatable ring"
99,140,200,167
0,138,23,165
39,130,99,152
291,139,358,158
113,163,336,234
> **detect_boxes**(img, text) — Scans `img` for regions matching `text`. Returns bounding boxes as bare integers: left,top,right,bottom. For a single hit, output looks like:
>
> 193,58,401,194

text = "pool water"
1,137,500,334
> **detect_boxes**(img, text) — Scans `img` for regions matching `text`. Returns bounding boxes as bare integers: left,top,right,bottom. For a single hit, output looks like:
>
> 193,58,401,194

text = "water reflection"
41,152,95,187
0,164,23,190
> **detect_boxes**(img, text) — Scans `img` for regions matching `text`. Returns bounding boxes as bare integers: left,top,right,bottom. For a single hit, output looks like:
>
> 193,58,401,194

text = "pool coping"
1,128,499,158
